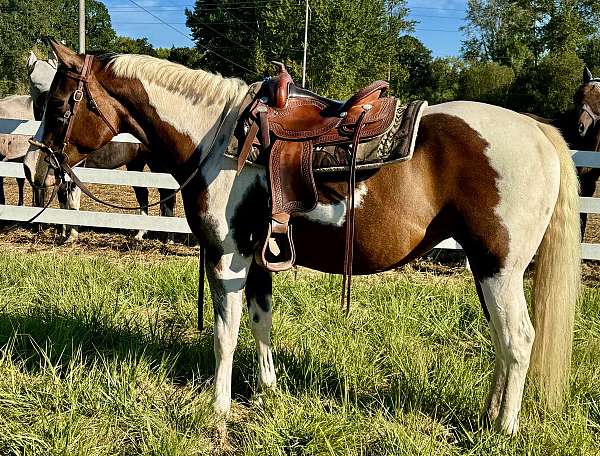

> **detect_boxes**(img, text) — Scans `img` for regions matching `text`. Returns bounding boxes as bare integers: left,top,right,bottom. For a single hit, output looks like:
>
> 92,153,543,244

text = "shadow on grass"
0,308,256,402
0,307,481,447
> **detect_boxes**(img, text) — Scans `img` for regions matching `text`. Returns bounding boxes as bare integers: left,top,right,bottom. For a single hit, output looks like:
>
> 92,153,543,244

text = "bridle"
579,102,600,129
28,54,229,212
29,54,119,193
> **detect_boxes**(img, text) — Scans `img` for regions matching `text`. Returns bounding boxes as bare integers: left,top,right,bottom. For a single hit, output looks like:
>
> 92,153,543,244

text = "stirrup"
256,218,296,272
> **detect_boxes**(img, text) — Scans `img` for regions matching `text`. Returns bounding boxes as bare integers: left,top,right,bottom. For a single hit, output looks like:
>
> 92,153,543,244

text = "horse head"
574,66,600,138
24,39,124,191
26,50,58,120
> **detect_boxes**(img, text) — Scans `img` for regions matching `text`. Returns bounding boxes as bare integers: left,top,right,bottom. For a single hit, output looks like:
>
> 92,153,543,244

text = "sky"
103,0,468,58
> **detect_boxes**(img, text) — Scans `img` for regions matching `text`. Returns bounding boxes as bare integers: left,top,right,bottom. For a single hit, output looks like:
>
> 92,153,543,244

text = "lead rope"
0,182,59,235
341,107,369,313
197,246,206,331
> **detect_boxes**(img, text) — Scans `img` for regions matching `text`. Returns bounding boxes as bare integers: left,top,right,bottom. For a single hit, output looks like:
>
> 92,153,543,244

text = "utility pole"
302,0,309,87
79,0,86,53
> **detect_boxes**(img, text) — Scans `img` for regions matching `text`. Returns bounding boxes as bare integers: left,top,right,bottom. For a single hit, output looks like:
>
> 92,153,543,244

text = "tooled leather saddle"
233,63,427,309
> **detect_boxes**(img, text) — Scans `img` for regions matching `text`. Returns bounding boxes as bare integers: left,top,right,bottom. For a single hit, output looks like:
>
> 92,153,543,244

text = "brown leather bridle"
29,54,118,183
29,54,200,211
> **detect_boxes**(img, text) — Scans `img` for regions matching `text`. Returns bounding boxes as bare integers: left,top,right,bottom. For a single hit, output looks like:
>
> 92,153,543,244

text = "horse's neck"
0,95,34,120
105,73,246,179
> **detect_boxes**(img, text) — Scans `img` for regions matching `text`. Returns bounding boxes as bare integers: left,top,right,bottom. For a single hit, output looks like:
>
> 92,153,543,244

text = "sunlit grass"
0,252,598,454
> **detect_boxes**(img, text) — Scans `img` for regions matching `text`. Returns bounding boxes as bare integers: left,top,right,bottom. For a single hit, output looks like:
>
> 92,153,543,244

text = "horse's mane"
103,53,248,105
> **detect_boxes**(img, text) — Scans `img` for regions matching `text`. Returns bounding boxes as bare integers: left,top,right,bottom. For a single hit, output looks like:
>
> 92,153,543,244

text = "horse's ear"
27,51,37,69
47,49,59,68
584,66,593,83
46,37,82,69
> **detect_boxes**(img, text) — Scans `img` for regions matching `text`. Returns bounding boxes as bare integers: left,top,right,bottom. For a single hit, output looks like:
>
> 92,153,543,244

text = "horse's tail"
531,122,580,410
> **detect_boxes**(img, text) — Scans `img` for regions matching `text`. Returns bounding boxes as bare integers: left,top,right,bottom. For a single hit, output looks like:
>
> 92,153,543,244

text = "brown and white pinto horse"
23,41,580,434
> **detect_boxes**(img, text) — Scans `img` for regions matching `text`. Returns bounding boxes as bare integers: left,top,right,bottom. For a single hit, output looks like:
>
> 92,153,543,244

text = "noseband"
579,103,600,129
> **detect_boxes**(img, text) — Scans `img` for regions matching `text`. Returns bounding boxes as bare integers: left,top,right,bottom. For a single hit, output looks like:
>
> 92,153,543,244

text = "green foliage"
0,251,599,453
532,49,585,116
0,0,115,97
112,36,156,56
393,35,432,101
459,61,515,105
162,46,205,69
425,58,465,104
461,0,600,115
186,0,414,98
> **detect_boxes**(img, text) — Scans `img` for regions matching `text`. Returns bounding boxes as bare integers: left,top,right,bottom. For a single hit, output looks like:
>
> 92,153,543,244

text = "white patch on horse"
300,183,368,226
424,101,561,433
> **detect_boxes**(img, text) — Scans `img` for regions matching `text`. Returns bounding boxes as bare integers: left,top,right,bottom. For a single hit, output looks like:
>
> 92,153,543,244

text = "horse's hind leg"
245,262,276,389
0,176,5,205
127,159,148,241
479,269,534,435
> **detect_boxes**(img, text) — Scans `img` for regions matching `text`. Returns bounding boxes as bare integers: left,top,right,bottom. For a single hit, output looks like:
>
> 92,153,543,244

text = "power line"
124,0,257,75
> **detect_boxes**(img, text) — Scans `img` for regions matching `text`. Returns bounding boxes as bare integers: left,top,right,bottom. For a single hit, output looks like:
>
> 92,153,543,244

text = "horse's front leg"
206,251,252,416
245,261,276,389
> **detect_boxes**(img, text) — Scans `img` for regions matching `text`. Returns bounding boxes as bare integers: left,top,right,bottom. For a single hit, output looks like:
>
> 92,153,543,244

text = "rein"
30,54,233,213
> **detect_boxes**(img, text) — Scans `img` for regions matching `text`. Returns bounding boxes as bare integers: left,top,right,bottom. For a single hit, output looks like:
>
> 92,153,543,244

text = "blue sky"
103,0,468,57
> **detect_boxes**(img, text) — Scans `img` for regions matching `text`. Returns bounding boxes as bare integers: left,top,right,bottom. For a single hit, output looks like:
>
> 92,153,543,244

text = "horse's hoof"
61,235,78,245
494,415,519,436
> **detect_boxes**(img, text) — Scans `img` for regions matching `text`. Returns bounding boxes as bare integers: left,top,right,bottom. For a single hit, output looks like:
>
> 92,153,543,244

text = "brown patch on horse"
97,65,222,257
291,113,509,278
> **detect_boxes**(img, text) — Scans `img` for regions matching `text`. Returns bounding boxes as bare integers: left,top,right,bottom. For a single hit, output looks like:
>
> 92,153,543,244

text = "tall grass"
0,251,598,455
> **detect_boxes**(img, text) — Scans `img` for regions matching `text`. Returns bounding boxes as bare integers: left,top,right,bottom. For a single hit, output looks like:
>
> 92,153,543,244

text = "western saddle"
236,63,418,309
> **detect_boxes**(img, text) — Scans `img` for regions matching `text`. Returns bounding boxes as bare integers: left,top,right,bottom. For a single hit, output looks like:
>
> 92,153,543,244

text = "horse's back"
0,95,34,119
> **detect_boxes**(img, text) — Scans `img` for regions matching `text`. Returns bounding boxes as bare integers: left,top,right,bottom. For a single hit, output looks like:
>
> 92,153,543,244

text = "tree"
425,58,464,104
165,47,204,69
186,0,414,98
0,0,115,96
393,35,432,101
113,37,156,56
459,61,515,105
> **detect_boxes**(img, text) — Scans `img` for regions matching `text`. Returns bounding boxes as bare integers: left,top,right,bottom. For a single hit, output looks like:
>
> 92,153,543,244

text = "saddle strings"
341,109,369,313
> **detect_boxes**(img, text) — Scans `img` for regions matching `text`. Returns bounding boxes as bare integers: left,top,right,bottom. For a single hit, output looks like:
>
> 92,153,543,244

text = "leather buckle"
73,89,84,102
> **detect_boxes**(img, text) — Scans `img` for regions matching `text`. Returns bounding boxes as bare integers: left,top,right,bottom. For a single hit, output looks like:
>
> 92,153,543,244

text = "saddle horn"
269,61,294,109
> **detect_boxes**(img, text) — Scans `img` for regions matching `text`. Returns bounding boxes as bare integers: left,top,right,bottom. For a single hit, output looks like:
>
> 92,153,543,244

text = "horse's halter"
29,54,118,178
579,102,600,129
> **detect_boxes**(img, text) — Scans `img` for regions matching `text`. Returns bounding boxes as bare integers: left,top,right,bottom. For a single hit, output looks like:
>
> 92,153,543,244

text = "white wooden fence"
1,119,599,260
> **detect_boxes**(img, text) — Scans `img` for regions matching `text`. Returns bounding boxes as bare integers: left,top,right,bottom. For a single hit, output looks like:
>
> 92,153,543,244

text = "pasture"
0,243,598,455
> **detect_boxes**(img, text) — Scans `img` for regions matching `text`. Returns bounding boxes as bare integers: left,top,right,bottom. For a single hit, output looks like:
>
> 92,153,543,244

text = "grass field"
0,250,598,455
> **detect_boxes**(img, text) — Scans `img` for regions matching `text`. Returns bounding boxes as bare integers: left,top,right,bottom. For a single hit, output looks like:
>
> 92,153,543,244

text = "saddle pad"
312,100,428,173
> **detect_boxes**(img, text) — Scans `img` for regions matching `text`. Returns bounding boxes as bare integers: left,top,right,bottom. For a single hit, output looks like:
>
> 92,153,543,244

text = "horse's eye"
47,98,65,110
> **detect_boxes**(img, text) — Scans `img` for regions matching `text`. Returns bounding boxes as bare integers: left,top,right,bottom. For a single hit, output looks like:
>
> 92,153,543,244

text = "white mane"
105,54,249,147
108,54,248,105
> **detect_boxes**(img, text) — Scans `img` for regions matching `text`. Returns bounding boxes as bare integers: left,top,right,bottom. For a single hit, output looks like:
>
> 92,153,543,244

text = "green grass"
0,251,598,455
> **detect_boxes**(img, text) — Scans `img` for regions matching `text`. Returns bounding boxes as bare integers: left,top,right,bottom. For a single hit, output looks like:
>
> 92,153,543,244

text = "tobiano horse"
24,40,580,435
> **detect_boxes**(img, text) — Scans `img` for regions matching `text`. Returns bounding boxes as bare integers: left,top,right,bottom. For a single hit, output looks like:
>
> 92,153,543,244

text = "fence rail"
1,119,599,260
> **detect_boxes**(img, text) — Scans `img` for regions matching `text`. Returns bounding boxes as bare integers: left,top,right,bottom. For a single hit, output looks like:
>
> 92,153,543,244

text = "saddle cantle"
231,63,427,308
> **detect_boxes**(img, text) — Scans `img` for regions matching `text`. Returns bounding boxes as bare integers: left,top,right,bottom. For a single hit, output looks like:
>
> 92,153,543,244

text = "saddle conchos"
231,63,427,304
